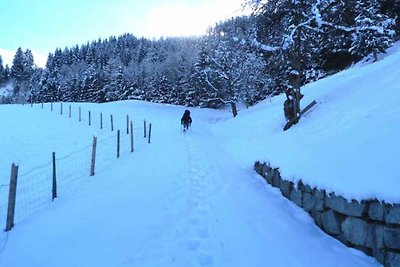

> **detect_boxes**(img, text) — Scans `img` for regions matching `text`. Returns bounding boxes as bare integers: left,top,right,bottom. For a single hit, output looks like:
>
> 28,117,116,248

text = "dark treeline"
1,0,399,110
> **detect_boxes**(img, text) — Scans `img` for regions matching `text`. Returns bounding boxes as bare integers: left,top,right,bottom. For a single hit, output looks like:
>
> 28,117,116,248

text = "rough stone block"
271,169,281,188
279,179,292,199
383,227,400,249
368,201,386,222
365,224,384,249
315,198,325,211
297,180,305,192
385,204,400,225
342,217,369,246
326,194,367,217
310,211,323,228
354,245,372,257
376,225,384,249
336,234,351,246
303,192,317,212
265,168,274,184
254,161,261,174
261,163,270,178
372,249,385,265
385,252,400,267
314,188,326,200
321,210,342,235
304,184,313,193
290,187,303,208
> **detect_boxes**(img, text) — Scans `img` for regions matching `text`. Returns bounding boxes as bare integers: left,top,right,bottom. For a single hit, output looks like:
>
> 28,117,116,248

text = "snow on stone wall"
254,161,400,267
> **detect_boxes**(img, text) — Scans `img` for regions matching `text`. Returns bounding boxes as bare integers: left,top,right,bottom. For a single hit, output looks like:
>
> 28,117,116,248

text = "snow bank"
212,43,400,203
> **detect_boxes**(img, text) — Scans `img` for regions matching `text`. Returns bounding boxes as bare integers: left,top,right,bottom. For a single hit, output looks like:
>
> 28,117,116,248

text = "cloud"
143,0,250,38
0,48,14,67
0,48,47,68
31,50,47,68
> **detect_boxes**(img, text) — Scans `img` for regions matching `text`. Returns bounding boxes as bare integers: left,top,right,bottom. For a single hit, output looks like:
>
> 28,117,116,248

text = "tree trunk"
231,102,238,117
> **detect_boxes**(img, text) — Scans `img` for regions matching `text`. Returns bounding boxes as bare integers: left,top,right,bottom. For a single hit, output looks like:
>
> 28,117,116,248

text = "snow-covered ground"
1,43,399,266
213,43,400,203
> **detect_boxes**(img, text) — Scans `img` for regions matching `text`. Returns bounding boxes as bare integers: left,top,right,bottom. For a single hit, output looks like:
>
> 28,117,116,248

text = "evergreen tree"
249,0,396,126
23,49,35,80
9,48,36,99
11,48,25,80
24,7,396,110
0,56,6,84
4,65,10,82
189,44,210,107
29,68,44,103
381,0,400,39
350,0,395,61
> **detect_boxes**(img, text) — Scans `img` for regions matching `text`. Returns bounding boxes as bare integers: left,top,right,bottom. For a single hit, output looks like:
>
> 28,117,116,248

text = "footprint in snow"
196,226,210,239
198,253,214,266
186,239,201,251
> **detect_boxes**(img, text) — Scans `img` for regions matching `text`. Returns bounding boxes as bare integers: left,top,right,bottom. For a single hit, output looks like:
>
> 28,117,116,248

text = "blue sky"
0,0,248,67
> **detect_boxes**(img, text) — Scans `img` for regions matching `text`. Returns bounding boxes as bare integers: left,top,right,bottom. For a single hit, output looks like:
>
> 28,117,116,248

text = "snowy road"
0,102,380,267
163,124,380,267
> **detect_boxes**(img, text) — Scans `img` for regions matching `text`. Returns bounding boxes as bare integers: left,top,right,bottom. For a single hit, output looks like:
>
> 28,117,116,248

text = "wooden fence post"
90,136,97,176
6,163,19,231
130,121,134,152
69,105,71,118
52,152,57,201
148,123,152,144
144,120,147,138
100,113,103,130
89,111,91,126
126,115,129,134
79,107,81,122
111,115,114,131
117,130,120,158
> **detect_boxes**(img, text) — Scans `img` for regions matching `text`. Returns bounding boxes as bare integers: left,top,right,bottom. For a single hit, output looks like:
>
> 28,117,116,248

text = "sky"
0,0,249,68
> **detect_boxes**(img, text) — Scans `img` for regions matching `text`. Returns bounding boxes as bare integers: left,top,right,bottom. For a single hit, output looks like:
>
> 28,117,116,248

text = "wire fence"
0,102,152,252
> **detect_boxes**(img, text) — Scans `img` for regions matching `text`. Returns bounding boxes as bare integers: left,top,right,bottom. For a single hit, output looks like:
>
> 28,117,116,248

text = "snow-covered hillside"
1,43,399,266
213,43,400,203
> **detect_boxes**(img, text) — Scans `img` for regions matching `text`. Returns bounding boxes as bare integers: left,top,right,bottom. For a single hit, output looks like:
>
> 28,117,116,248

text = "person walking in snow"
181,110,192,131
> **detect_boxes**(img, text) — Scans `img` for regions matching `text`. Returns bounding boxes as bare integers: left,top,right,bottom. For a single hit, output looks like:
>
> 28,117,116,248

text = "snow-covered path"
0,103,380,267
172,125,379,267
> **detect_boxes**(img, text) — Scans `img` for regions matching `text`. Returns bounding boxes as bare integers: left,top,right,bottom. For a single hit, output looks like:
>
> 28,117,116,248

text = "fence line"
19,160,53,179
0,131,130,232
35,102,148,134
1,102,153,252
1,108,153,234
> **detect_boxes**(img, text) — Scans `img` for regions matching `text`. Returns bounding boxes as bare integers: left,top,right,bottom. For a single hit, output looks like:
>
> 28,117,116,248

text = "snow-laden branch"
252,39,280,52
203,70,219,92
210,57,224,70
205,97,227,104
253,11,392,53
216,70,229,81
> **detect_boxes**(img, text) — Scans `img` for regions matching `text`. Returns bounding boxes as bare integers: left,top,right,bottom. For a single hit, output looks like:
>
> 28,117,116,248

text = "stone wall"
254,161,400,267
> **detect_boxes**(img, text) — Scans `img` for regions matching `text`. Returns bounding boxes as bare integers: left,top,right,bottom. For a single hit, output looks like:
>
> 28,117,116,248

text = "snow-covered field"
1,43,399,266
